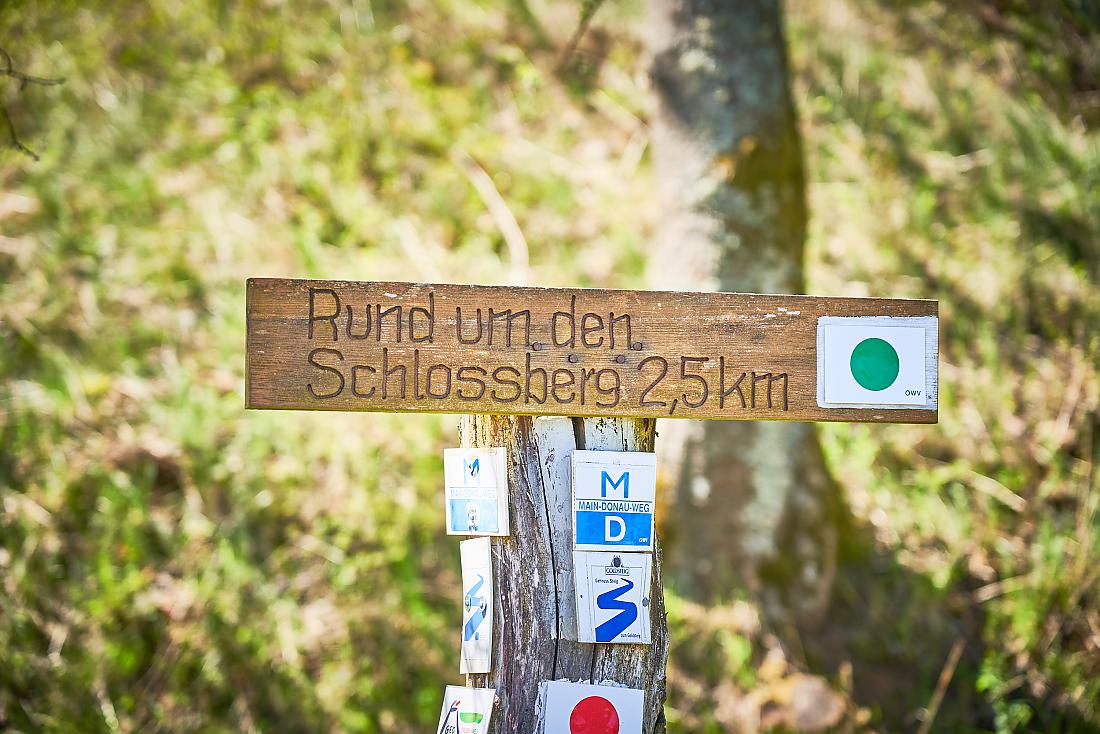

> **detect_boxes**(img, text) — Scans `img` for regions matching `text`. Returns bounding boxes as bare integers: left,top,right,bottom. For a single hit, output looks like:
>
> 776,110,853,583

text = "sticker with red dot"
541,681,642,734
569,696,619,734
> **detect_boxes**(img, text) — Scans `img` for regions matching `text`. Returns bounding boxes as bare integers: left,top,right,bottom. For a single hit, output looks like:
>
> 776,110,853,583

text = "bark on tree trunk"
647,0,839,618
460,414,669,733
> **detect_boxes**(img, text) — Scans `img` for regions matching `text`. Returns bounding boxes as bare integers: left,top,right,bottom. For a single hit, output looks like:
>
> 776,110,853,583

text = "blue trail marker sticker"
444,448,510,536
572,450,657,553
459,537,493,673
573,550,652,645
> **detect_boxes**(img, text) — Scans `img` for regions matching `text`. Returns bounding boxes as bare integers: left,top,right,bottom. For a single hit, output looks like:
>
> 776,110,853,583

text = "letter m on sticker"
600,470,629,498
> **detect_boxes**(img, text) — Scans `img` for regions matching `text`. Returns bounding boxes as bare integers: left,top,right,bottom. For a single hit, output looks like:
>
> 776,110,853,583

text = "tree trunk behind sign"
460,415,669,733
647,0,838,617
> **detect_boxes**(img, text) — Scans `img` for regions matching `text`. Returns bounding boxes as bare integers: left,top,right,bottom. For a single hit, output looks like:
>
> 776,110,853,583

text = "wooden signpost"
247,278,937,423
245,277,939,732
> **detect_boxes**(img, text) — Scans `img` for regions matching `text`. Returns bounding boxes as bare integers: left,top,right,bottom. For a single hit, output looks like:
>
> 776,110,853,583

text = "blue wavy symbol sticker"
463,574,487,641
595,578,637,642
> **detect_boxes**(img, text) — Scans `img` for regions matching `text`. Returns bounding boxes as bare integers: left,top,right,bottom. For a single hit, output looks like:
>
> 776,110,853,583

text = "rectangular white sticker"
573,551,652,645
817,316,938,409
572,451,657,553
445,447,510,536
437,685,495,734
460,537,493,674
540,680,643,734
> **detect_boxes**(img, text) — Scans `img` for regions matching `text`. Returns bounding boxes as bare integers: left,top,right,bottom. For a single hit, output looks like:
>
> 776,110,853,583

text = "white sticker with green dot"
816,316,938,409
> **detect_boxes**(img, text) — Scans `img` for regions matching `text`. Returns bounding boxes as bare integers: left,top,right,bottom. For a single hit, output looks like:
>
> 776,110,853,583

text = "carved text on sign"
246,279,937,423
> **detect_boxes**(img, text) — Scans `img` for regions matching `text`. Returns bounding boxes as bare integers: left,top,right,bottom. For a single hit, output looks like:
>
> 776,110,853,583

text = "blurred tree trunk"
647,0,838,619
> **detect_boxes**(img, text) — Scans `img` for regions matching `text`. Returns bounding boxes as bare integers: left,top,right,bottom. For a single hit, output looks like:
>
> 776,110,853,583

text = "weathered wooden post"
246,278,938,732
459,414,668,730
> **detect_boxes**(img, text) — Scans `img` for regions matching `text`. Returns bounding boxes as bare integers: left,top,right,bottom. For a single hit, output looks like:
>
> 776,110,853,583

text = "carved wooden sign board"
246,278,939,424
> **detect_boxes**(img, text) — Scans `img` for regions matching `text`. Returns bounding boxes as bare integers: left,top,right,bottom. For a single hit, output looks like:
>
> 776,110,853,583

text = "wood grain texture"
461,415,668,733
247,278,937,423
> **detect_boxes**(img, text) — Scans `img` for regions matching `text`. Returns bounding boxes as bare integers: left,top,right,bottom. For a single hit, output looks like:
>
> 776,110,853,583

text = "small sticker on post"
460,537,494,674
437,685,495,734
539,680,643,734
444,448,510,536
572,451,657,553
574,550,652,645
817,315,938,409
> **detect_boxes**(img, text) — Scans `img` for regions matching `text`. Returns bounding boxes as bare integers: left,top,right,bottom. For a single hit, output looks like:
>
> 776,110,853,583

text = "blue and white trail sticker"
573,551,652,644
445,448,510,536
572,451,656,553
460,537,493,674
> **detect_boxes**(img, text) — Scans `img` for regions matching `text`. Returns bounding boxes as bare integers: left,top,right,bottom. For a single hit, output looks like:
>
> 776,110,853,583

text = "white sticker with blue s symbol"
573,550,652,645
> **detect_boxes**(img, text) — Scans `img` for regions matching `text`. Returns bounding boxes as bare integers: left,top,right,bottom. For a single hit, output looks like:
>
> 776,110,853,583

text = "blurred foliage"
796,1,1099,730
902,0,1100,127
0,0,1097,733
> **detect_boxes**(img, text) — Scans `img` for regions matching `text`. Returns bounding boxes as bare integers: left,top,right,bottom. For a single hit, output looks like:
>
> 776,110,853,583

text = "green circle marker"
850,337,900,391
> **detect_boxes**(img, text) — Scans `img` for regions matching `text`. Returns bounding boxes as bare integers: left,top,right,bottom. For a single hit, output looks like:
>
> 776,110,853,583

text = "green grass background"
1,0,1097,732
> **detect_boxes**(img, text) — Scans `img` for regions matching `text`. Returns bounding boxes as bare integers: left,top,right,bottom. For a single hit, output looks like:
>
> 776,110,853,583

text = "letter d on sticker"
605,515,626,542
